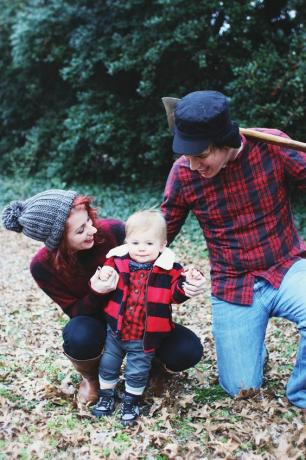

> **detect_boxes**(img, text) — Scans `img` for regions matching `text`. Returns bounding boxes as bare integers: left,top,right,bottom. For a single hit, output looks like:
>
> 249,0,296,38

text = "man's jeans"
212,259,306,409
99,327,155,395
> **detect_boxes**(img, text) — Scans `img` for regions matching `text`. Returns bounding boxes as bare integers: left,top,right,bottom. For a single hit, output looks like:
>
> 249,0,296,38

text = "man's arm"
280,147,306,190
161,160,190,244
264,129,306,189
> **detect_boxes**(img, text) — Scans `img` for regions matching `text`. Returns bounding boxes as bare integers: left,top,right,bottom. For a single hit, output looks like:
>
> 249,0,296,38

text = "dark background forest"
0,0,305,184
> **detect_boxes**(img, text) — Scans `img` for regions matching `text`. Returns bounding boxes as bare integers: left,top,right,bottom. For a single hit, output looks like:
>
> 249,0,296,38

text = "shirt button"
135,289,139,294
140,273,144,278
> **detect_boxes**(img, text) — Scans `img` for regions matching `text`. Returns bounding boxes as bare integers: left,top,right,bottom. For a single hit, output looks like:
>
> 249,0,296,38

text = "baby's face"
126,228,166,263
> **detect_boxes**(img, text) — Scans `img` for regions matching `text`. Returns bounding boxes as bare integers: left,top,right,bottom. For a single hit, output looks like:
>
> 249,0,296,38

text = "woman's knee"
63,316,106,359
156,324,203,372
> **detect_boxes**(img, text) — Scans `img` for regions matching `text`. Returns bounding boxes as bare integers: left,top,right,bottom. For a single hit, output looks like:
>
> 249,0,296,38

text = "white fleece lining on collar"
106,244,175,270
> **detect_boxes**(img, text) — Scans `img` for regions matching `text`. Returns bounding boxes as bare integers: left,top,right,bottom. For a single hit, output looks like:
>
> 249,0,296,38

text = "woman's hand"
90,266,119,294
182,267,206,298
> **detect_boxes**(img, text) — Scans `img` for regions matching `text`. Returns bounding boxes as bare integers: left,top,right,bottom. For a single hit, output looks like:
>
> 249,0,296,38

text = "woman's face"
65,205,97,252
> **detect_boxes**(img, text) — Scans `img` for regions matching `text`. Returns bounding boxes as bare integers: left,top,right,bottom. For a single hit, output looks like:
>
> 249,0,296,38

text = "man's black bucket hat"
173,90,241,155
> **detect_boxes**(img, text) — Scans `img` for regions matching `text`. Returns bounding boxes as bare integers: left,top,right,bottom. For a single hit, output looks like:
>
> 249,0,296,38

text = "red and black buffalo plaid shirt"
161,129,306,306
30,219,125,317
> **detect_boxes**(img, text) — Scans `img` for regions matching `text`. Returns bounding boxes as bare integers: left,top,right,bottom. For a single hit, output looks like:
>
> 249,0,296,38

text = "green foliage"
227,30,306,140
195,385,228,404
0,175,164,219
0,1,305,182
0,175,305,241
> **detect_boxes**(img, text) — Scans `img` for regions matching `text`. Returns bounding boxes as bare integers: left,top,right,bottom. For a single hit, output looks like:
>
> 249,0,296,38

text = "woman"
2,189,203,404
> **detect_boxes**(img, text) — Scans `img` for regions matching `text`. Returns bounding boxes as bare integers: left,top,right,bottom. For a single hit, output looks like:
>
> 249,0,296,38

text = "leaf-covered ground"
1,228,305,460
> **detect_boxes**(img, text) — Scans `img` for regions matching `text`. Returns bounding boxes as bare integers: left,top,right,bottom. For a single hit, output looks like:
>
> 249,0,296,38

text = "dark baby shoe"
120,394,140,426
91,388,115,417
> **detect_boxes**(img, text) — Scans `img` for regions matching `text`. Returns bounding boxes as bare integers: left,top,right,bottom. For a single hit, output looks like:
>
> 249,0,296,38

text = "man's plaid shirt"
161,129,306,306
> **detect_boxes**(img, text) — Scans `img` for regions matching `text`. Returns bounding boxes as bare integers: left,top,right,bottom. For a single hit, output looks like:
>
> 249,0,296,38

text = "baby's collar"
106,244,176,270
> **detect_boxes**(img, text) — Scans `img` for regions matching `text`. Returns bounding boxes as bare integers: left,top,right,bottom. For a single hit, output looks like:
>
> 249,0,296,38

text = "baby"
91,210,204,425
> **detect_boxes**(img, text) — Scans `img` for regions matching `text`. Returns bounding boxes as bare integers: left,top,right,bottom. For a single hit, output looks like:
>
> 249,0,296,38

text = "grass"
195,385,228,404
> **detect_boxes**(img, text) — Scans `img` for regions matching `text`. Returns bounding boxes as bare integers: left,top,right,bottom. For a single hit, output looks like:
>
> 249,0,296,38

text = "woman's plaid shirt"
161,130,306,306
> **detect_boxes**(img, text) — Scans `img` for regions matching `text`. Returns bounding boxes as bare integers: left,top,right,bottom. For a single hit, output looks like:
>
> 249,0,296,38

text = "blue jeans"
212,259,306,409
99,327,155,395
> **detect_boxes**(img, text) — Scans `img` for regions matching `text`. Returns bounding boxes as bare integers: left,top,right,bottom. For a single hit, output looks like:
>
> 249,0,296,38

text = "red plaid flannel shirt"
161,129,306,305
120,268,150,340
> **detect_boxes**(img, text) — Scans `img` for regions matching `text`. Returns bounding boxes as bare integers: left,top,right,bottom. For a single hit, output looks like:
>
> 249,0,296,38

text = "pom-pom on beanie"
1,189,78,250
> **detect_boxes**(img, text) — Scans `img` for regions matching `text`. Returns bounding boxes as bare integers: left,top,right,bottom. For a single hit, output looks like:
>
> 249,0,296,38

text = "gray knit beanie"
1,189,78,250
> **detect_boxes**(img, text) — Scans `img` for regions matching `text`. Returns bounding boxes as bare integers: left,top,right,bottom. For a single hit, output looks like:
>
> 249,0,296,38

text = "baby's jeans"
99,327,155,395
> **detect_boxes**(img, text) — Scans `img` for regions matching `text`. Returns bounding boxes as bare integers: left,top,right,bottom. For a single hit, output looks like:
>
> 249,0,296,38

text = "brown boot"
148,358,175,396
64,353,100,404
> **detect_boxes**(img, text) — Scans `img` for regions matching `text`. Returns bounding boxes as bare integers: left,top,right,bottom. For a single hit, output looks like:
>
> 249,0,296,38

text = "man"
161,90,306,410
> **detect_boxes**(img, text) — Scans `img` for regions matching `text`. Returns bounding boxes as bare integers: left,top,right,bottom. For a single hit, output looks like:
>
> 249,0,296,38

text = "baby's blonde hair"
125,210,167,242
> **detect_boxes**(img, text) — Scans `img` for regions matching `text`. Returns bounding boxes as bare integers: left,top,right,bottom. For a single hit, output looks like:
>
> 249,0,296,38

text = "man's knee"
220,376,262,398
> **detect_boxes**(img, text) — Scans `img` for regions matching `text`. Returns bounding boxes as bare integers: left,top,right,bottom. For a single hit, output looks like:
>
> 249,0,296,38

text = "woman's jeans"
99,327,155,395
212,259,306,409
63,317,203,372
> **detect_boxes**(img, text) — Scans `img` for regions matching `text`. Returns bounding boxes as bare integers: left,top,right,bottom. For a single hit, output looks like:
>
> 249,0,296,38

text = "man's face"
186,147,238,179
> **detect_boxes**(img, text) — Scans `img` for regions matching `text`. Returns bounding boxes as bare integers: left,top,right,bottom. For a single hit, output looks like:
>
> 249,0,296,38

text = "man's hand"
182,267,206,298
90,266,119,294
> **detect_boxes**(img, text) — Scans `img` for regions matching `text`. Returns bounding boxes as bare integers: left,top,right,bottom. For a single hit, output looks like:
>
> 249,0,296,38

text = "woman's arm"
30,258,107,317
29,219,125,318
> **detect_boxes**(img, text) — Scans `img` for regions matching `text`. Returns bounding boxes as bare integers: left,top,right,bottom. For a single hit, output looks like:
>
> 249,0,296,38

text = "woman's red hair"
49,195,100,275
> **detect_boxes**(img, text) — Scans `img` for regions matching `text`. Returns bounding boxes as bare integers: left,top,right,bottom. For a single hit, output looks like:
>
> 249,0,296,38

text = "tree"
0,0,305,182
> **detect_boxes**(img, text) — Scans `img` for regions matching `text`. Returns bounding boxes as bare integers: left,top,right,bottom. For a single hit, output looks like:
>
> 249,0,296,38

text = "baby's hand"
99,266,114,281
185,268,204,284
90,266,119,294
182,267,206,298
